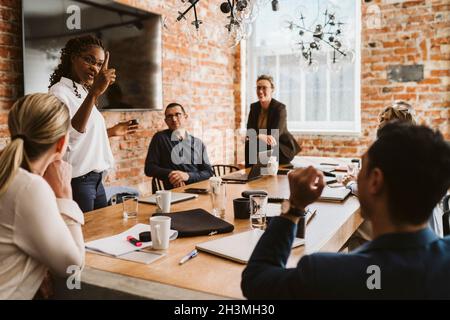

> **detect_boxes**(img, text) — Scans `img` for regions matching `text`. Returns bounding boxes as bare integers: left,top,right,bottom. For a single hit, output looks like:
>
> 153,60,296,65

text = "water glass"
122,195,138,219
250,194,268,230
210,181,227,219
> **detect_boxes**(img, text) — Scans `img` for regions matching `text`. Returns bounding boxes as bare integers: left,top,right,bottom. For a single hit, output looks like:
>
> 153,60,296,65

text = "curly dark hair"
48,35,104,88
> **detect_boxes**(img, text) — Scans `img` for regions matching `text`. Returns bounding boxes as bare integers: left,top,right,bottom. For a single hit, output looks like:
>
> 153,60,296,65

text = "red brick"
430,70,450,77
383,41,403,48
419,78,442,85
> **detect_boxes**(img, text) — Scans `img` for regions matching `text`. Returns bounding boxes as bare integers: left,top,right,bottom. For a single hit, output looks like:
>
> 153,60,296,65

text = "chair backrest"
105,186,140,206
151,177,165,194
443,194,450,236
212,165,240,177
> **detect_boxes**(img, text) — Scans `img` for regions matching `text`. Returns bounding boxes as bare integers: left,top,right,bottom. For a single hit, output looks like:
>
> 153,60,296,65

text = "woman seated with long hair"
0,93,84,299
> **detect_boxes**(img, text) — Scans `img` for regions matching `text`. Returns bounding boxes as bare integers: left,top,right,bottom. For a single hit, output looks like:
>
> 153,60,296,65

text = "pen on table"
127,236,142,247
306,210,317,225
320,162,339,166
179,249,198,265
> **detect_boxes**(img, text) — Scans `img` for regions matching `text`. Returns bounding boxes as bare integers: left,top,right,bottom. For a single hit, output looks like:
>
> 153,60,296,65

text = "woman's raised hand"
91,51,116,97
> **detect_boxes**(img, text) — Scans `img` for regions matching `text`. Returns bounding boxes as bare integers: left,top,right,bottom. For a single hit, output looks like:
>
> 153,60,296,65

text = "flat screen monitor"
22,0,163,110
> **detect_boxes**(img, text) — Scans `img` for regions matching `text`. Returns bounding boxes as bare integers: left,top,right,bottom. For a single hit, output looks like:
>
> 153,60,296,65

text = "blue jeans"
71,171,107,213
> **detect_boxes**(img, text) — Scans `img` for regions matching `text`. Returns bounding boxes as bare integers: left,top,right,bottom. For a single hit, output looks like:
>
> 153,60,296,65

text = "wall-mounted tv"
22,0,163,111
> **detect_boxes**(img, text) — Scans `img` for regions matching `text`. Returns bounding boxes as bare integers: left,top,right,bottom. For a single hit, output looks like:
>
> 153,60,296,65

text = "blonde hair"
378,101,416,129
0,93,70,196
257,74,275,89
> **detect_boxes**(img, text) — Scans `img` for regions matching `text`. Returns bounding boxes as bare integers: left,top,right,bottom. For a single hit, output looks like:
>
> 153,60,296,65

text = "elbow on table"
241,266,260,299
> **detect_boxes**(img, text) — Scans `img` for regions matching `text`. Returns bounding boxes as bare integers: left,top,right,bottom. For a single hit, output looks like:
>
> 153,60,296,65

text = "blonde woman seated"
345,101,414,249
345,101,445,250
0,94,84,299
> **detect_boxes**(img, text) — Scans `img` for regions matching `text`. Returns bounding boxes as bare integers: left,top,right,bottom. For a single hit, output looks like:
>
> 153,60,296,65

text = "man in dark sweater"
145,103,213,190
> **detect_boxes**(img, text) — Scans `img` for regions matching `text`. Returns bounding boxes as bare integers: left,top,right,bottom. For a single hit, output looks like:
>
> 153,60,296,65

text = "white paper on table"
85,223,178,257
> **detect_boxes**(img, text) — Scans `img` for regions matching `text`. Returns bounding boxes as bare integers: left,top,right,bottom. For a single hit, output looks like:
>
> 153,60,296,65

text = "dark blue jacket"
144,129,213,189
242,217,450,299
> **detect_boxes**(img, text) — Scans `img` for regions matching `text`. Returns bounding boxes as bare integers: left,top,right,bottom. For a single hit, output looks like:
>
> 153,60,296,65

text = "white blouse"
0,168,84,299
49,77,115,178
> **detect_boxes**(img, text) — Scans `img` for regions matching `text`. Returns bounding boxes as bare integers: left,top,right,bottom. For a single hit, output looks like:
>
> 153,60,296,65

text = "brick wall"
295,0,449,157
0,0,238,196
0,0,22,147
0,0,448,196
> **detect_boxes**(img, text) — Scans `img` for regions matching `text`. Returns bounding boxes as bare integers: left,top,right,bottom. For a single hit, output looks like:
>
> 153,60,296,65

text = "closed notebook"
319,186,351,202
153,208,234,237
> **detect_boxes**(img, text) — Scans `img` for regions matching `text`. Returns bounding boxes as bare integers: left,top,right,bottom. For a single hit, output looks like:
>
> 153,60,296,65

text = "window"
246,0,361,134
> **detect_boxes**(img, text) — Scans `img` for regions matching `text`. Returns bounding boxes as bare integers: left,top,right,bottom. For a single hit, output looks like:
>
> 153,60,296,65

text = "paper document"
85,223,178,257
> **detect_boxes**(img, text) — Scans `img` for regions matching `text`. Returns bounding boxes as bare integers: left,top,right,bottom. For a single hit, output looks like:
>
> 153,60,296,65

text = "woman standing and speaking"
49,35,138,212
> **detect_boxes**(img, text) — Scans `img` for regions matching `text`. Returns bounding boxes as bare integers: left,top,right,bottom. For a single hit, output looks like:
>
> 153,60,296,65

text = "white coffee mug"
155,190,171,213
150,216,171,250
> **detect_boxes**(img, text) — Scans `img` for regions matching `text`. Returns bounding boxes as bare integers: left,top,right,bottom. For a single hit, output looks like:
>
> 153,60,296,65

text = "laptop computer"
138,192,198,205
221,163,263,182
196,229,305,264
222,150,273,182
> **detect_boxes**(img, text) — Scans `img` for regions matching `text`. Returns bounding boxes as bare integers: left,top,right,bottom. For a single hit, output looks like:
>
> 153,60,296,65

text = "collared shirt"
144,129,213,189
0,169,84,299
49,77,115,178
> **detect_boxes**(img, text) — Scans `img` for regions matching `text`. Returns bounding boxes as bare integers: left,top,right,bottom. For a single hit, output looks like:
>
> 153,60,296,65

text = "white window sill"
238,128,362,137
289,130,362,137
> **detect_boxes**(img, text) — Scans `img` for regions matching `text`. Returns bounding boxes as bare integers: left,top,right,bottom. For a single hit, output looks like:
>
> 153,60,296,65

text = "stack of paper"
85,223,178,257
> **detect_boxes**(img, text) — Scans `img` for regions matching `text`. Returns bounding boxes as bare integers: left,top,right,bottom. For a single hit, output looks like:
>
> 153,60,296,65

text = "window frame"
243,1,362,136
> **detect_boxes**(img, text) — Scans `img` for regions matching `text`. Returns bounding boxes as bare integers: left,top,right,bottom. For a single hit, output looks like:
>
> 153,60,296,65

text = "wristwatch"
281,200,306,217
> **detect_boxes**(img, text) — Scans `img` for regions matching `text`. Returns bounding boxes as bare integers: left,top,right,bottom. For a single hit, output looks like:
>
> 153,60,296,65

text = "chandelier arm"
321,39,347,56
177,0,200,21
296,26,314,34
193,2,199,28
227,0,235,19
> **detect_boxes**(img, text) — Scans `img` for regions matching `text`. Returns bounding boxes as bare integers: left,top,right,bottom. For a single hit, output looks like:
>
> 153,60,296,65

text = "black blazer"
245,99,300,166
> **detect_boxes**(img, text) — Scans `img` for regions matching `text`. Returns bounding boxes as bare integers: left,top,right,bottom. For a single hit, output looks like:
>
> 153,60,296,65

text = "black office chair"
212,165,240,177
151,177,164,194
442,194,450,236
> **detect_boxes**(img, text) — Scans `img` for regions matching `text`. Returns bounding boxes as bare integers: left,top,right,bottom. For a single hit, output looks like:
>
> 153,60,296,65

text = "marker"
127,236,142,247
179,249,198,265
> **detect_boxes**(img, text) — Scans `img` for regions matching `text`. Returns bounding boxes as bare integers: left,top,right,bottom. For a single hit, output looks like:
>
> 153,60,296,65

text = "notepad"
85,223,178,257
319,186,351,202
196,229,305,264
86,248,166,265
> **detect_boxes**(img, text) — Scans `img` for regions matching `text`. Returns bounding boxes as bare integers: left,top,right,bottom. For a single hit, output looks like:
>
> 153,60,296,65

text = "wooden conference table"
80,157,363,299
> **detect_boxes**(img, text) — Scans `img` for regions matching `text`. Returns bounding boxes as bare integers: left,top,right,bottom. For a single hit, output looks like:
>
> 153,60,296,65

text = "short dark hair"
165,103,186,114
367,122,450,226
257,75,275,89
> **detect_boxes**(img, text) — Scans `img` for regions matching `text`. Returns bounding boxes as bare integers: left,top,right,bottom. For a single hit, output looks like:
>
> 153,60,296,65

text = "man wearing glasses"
144,103,213,190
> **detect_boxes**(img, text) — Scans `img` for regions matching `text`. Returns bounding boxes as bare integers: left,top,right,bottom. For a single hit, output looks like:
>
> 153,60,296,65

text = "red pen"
127,236,142,247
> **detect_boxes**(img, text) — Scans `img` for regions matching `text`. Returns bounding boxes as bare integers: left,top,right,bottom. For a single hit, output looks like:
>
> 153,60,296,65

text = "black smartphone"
129,119,139,125
184,188,209,194
277,169,290,175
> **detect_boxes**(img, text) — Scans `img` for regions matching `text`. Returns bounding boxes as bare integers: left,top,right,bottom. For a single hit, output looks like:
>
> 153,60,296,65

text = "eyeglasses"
79,55,104,69
165,112,184,120
256,86,272,91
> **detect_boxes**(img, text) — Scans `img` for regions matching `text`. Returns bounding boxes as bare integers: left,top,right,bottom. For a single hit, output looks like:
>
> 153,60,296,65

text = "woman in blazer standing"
245,75,300,167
